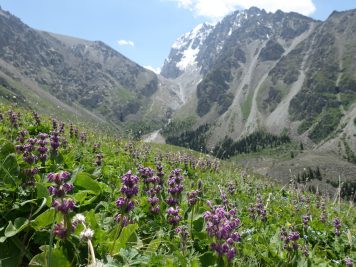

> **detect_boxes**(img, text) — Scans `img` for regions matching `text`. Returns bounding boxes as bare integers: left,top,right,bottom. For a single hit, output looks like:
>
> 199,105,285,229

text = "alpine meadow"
0,2,355,267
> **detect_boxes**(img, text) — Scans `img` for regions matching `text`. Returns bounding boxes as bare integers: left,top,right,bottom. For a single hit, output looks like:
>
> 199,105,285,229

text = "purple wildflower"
53,223,67,239
333,217,342,237
32,111,41,125
50,131,60,153
302,214,310,226
115,171,139,226
345,257,354,267
204,204,241,261
8,110,18,128
167,207,182,226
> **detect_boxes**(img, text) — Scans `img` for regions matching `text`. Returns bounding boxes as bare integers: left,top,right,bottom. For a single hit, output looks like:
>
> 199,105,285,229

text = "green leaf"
72,190,98,205
32,209,55,231
0,238,22,266
4,217,29,237
199,252,216,266
0,153,19,186
36,183,50,199
85,209,106,242
112,224,139,254
73,172,101,194
193,217,204,232
28,248,71,267
0,140,15,159
145,239,161,255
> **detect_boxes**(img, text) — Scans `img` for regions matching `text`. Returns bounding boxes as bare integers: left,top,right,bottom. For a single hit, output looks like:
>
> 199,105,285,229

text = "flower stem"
190,205,195,239
88,240,96,265
48,210,57,267
110,219,123,255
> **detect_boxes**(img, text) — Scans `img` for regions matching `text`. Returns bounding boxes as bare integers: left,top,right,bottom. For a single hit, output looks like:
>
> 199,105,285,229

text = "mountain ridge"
0,5,355,179
160,7,355,153
0,6,182,133
157,6,356,184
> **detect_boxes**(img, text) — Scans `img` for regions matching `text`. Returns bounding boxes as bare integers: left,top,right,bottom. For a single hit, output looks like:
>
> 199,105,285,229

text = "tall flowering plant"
204,202,241,262
48,171,75,239
111,170,139,255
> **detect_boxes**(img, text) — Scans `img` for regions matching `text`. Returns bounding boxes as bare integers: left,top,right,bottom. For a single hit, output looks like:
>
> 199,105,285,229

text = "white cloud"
117,39,135,47
172,0,316,20
144,65,161,74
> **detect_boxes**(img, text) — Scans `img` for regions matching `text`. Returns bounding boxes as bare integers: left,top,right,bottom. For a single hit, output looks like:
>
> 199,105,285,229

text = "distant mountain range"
160,7,356,162
0,6,355,180
0,6,181,132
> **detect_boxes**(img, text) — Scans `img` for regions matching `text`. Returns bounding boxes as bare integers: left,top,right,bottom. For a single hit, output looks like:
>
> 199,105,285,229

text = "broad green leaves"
28,247,71,267
32,208,56,231
112,224,139,254
0,140,19,186
73,172,101,193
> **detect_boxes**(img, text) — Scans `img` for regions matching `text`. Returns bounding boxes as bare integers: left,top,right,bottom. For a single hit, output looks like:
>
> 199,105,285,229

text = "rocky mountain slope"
160,7,356,164
0,5,355,180
0,6,181,131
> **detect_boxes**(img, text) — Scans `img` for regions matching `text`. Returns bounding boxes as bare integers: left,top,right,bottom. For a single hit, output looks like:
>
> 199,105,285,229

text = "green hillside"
0,104,355,266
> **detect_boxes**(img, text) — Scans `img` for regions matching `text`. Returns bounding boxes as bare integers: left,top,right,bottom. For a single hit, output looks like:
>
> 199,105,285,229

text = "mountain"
160,7,356,182
0,6,181,131
0,5,355,182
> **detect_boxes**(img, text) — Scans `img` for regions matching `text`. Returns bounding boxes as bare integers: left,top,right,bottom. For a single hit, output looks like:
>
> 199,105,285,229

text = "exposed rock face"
0,7,166,126
161,7,356,158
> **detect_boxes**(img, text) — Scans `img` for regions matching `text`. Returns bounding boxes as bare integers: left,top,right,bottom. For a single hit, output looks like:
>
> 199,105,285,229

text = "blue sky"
0,0,355,72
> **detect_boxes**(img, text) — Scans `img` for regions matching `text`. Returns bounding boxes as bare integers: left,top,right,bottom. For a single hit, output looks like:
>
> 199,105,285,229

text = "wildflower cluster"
70,123,74,137
69,123,79,138
47,171,75,239
52,118,58,130
345,257,354,267
176,226,189,252
48,171,74,214
80,132,87,143
37,133,49,163
16,132,49,167
8,109,18,128
319,197,327,223
204,204,241,261
167,206,182,226
166,169,184,206
50,130,60,154
280,227,300,251
248,193,267,222
115,170,139,226
187,189,200,207
302,214,310,226
72,214,94,241
23,138,38,164
95,153,103,166
93,143,100,153
227,182,236,195
138,166,161,214
16,129,28,144
333,217,342,237
166,169,184,226
156,163,165,187
32,111,41,125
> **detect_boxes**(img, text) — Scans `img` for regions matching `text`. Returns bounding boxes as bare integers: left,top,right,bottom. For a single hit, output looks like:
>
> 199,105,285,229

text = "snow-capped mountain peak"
160,23,213,78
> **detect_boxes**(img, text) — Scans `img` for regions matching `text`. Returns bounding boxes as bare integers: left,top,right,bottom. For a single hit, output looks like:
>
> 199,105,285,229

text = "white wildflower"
72,214,86,225
80,228,94,241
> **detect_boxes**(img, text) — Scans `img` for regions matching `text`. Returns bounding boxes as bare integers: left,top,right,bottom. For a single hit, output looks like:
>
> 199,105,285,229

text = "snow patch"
172,23,213,71
144,65,161,74
176,47,199,70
